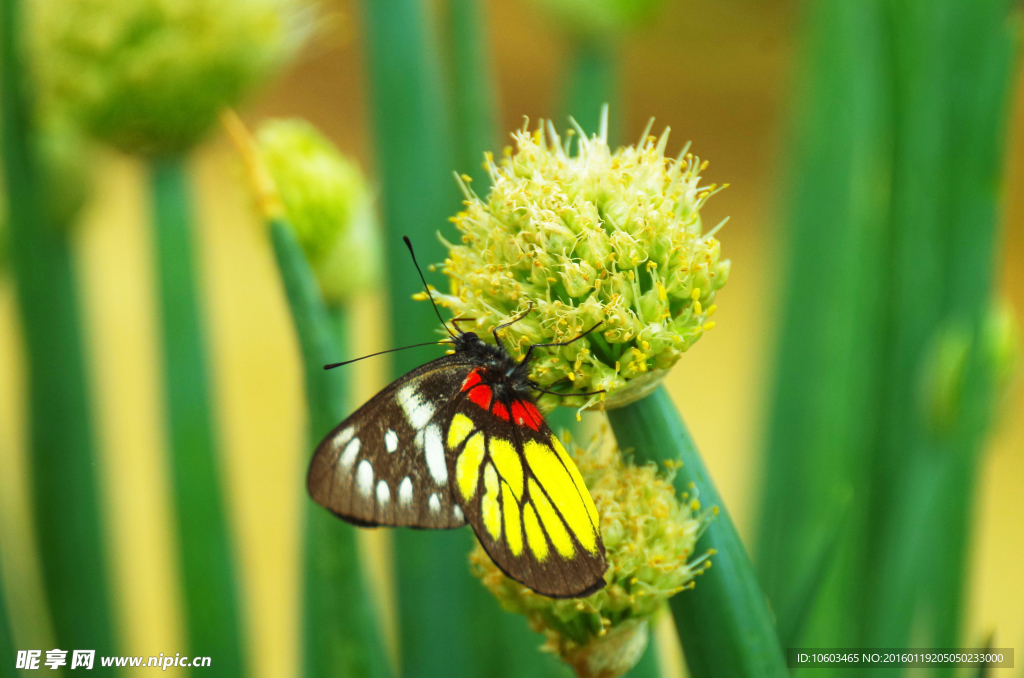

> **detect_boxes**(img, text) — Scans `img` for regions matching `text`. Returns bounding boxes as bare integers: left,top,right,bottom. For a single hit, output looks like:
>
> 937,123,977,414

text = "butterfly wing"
445,369,607,598
307,355,477,529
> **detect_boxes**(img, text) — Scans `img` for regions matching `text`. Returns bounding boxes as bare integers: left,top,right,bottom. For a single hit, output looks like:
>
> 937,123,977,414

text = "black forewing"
307,354,477,529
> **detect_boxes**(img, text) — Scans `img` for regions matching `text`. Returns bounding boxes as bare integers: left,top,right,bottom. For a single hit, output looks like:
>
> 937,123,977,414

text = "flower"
0,116,92,242
436,112,730,411
256,118,381,303
470,432,711,678
33,0,312,154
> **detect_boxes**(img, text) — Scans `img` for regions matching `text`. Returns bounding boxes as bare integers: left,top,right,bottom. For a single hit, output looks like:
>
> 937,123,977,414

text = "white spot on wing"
356,460,374,496
399,477,413,506
424,425,447,484
429,493,441,513
398,384,435,429
376,480,390,505
453,505,464,521
385,429,399,453
331,427,355,451
339,438,361,470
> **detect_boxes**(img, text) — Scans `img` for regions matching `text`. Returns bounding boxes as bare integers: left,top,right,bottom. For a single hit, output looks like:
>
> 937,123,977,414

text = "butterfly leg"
519,321,604,365
491,301,535,346
533,387,606,397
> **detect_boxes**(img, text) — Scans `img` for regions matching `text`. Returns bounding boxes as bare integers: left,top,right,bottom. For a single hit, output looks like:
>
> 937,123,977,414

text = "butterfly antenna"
324,341,454,370
403,236,457,339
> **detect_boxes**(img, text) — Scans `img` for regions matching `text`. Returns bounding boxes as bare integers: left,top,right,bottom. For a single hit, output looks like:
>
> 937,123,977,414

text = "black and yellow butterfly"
306,238,607,598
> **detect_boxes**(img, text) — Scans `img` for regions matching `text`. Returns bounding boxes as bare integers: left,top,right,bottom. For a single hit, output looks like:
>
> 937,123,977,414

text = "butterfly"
306,237,608,598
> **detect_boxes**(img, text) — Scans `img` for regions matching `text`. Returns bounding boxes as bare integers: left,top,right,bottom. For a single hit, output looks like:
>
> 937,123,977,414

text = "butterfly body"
307,328,608,598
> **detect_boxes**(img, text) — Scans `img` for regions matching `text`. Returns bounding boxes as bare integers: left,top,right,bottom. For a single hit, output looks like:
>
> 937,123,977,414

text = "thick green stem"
753,0,891,660
149,156,244,675
624,626,660,678
922,0,1019,666
562,40,618,141
2,0,116,657
607,386,787,678
360,1,487,677
268,219,391,678
445,0,498,186
862,0,1019,662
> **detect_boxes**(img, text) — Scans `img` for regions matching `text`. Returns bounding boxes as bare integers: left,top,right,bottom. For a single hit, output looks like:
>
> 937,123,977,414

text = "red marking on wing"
468,384,492,410
492,401,510,421
461,369,483,392
524,401,544,429
511,400,542,431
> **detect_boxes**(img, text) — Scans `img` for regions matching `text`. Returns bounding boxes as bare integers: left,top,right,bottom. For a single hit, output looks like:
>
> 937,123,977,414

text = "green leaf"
1,0,117,656
268,218,392,678
607,386,787,678
861,1,1019,665
753,0,891,662
775,492,852,650
149,155,245,676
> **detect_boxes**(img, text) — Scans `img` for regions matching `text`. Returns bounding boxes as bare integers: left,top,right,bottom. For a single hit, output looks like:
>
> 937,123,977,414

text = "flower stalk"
1,0,115,652
149,155,245,676
222,109,392,678
1,550,16,676
359,0,492,675
607,387,788,678
270,220,393,678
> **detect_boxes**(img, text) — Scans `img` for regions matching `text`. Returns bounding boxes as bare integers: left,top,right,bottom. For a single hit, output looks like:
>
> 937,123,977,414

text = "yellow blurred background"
1,0,1021,676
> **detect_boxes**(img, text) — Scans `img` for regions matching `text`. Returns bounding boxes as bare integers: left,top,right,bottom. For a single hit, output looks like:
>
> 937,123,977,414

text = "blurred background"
0,0,1021,676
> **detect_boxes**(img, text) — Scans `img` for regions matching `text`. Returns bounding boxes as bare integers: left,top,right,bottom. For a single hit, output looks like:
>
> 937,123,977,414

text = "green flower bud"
34,0,312,154
920,300,1021,439
920,323,972,439
37,118,93,229
437,116,730,411
470,433,711,678
983,299,1021,423
0,117,92,241
528,0,668,40
257,118,381,303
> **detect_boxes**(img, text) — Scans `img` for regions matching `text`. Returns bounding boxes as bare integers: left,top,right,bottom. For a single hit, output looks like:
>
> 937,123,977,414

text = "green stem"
360,1,486,677
754,0,891,658
445,0,498,186
149,156,244,675
863,0,1019,662
923,0,1019,667
562,39,618,142
1,0,116,657
0,556,13,678
268,218,391,678
624,626,660,678
607,386,787,678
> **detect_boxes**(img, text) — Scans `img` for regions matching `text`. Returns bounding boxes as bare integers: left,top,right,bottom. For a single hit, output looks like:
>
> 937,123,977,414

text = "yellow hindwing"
524,440,598,553
456,432,486,501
